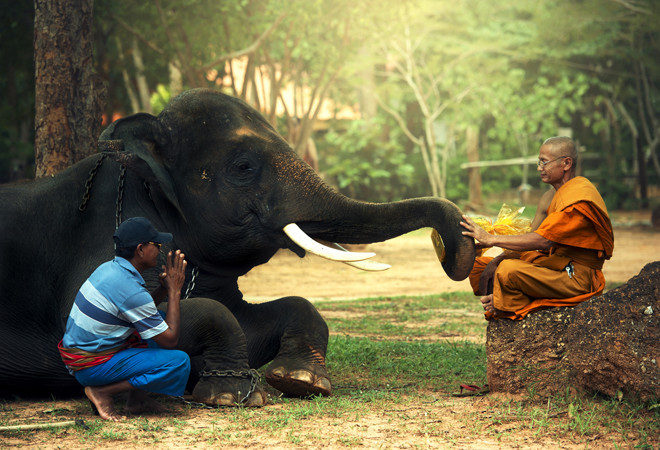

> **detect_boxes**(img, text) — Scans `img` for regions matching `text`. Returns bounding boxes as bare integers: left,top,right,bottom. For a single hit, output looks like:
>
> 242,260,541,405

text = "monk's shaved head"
543,136,577,160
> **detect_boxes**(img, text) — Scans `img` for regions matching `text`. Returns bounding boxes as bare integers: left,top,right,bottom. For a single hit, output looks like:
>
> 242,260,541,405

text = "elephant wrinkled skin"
0,88,474,405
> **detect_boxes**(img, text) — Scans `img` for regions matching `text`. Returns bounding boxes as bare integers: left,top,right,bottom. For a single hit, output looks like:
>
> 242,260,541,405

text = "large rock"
486,261,659,401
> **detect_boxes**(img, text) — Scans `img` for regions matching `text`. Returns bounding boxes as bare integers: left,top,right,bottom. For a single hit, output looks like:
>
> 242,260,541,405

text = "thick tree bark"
33,0,105,178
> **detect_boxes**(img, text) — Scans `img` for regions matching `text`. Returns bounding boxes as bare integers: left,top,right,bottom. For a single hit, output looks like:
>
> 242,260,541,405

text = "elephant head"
99,88,474,287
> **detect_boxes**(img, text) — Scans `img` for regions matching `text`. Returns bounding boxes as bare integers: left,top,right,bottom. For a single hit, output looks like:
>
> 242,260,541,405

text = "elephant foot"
265,356,332,397
192,369,267,407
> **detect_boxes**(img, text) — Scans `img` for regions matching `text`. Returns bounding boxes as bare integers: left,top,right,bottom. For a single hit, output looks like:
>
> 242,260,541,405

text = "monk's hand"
460,215,493,249
162,250,188,295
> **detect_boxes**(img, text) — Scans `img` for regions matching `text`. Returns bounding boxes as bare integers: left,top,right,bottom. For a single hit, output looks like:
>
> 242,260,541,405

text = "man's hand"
460,215,494,249
160,250,187,297
152,250,187,349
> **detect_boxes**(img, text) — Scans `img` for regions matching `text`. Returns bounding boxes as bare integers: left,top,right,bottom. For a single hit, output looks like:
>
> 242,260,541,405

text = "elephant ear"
98,113,186,221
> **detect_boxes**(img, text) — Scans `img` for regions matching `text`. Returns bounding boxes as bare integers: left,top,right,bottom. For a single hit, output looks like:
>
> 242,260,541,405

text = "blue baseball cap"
113,217,173,248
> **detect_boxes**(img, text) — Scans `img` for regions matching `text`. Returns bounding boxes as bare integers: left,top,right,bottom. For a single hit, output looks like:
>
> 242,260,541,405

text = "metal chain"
79,155,106,212
199,369,261,404
80,157,256,408
184,266,199,299
174,396,215,410
115,165,126,229
176,369,261,408
81,158,198,301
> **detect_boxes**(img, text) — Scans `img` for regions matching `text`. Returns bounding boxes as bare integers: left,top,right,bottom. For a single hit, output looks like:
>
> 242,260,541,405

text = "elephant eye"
226,150,261,186
229,158,258,184
231,158,255,172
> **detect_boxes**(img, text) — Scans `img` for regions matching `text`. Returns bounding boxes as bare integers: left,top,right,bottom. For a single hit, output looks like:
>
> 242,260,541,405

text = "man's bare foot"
480,294,495,313
125,390,169,415
85,386,125,422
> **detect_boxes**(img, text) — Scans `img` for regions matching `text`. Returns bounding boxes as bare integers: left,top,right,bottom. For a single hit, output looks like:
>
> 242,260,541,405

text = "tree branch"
198,13,286,73
111,14,165,55
609,0,650,14
373,93,422,146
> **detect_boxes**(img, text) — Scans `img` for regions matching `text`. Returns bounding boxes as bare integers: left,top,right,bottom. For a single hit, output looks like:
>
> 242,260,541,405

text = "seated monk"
460,136,614,320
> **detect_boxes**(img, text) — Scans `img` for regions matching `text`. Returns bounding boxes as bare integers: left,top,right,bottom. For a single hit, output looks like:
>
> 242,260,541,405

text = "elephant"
0,88,474,406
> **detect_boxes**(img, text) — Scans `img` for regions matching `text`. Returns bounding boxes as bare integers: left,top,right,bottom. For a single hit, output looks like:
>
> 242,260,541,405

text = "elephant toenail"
207,392,237,407
289,370,314,384
244,391,267,407
268,366,285,378
313,377,332,394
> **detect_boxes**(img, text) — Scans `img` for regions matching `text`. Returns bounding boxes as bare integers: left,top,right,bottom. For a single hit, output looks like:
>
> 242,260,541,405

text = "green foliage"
150,85,172,115
2,0,659,206
321,117,419,202
0,132,34,181
0,0,34,182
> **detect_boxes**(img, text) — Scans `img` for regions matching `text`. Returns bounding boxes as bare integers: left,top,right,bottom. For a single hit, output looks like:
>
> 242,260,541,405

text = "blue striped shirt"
62,257,168,352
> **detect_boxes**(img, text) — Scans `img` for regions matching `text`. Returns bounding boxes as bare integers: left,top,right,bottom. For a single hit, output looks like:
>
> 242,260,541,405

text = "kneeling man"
59,217,190,421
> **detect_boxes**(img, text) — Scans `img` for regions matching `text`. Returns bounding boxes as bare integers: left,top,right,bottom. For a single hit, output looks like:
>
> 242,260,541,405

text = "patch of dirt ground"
2,212,658,449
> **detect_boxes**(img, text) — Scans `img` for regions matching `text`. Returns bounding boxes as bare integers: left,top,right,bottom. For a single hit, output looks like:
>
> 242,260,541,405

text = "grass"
328,335,486,391
321,292,485,341
1,292,658,448
479,391,660,448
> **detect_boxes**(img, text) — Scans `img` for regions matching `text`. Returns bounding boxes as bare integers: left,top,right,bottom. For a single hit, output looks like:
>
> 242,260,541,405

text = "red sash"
58,331,147,372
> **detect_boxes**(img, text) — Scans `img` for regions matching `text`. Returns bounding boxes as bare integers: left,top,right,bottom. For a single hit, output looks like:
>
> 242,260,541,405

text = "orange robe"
470,176,614,320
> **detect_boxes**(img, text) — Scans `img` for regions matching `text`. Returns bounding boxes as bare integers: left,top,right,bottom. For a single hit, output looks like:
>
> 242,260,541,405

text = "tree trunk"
33,0,105,178
115,37,140,113
358,47,377,119
466,126,482,208
169,62,183,98
132,37,152,114
636,134,648,208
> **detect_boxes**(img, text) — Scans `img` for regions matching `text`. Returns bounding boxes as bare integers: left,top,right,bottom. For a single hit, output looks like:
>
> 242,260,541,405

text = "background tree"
1,0,658,213
33,0,104,178
0,2,34,182
98,0,374,166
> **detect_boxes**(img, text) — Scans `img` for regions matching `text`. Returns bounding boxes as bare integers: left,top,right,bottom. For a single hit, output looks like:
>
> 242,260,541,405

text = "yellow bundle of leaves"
472,204,532,255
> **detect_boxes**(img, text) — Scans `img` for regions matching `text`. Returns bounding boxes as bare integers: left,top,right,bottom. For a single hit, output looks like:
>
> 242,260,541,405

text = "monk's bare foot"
125,390,169,415
480,294,495,313
85,386,125,422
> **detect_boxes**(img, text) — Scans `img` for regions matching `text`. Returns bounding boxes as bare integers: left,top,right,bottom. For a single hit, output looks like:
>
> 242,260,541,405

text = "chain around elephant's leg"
177,298,268,407
192,368,267,407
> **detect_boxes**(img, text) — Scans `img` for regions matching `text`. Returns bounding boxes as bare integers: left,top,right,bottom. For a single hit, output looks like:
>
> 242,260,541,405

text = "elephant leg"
235,296,331,397
174,298,267,407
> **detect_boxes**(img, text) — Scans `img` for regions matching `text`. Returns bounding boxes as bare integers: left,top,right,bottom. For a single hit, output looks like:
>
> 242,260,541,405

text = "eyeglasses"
147,241,162,249
537,156,568,167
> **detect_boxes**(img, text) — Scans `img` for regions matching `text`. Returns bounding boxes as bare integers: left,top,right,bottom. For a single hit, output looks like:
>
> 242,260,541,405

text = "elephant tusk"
329,243,391,272
283,223,376,262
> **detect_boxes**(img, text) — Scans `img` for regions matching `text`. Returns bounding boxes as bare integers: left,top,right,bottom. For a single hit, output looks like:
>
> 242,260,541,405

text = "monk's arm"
461,215,553,252
482,231,553,252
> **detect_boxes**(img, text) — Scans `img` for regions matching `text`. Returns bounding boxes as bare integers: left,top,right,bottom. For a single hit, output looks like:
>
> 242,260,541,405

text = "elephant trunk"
267,153,475,281
288,192,476,281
